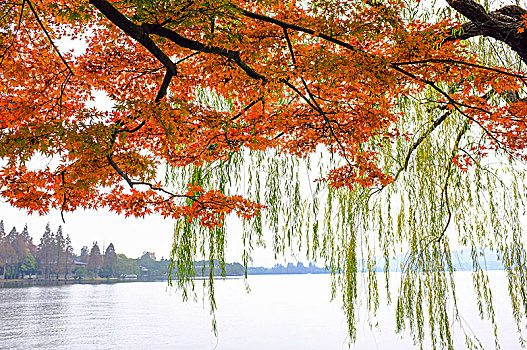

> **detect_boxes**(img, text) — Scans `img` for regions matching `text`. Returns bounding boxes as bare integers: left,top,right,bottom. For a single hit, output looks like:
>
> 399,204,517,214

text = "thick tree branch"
88,0,176,74
445,0,527,64
141,23,266,81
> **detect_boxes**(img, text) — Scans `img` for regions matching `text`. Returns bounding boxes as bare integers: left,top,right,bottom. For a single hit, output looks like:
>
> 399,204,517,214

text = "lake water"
0,273,524,349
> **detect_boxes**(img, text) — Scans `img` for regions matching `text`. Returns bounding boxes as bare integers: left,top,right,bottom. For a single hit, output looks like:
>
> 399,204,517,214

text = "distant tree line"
0,220,330,281
0,220,161,280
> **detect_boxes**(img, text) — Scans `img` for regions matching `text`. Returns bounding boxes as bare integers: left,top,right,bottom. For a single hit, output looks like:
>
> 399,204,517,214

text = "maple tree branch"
281,28,342,148
119,121,145,135
106,154,201,205
283,28,297,65
191,134,228,162
392,58,527,83
175,52,200,65
119,64,175,135
281,28,347,154
283,78,354,168
389,64,491,115
98,63,196,205
140,23,266,82
0,1,25,66
106,154,134,188
154,69,174,103
390,64,513,154
230,98,262,121
66,0,176,178
300,80,353,165
93,2,345,156
88,0,176,75
239,8,361,53
128,181,198,202
282,27,346,156
96,20,177,188
26,0,74,77
113,66,173,139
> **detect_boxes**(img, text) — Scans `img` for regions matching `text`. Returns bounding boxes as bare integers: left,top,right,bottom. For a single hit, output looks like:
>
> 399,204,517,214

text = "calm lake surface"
0,273,524,349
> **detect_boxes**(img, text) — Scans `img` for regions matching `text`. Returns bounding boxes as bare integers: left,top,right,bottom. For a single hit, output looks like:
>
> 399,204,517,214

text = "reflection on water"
0,273,523,349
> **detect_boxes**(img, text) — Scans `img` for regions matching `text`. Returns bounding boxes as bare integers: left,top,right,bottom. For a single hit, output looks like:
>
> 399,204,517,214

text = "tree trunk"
446,0,527,64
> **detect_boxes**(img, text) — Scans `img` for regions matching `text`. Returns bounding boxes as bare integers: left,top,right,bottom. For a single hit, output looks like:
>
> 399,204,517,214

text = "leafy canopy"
1,0,527,347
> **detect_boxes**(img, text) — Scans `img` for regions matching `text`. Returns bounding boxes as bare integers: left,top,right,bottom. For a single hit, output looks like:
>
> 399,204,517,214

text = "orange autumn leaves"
1,0,526,228
103,184,265,227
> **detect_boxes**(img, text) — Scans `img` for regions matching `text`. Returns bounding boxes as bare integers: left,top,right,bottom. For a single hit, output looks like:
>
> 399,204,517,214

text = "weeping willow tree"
165,2,527,349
